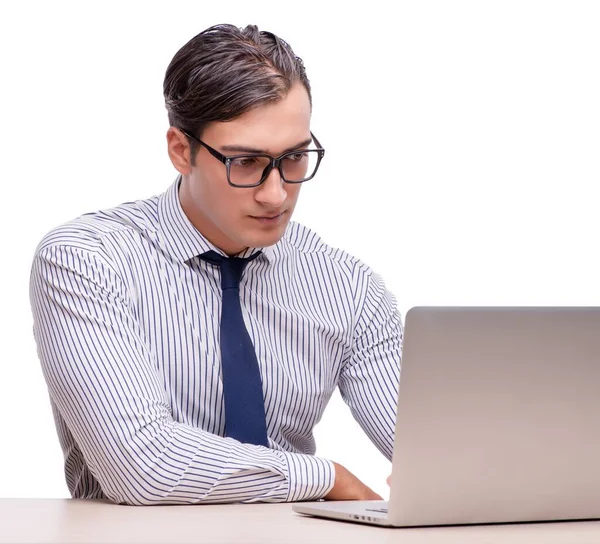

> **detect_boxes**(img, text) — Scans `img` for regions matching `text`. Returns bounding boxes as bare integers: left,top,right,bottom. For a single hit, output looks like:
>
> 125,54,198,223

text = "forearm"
65,409,334,505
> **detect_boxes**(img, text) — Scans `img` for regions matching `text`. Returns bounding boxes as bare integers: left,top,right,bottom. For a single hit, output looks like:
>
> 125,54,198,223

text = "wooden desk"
2,499,600,543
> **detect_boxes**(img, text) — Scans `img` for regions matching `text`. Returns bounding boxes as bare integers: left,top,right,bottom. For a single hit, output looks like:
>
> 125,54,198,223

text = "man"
30,24,402,505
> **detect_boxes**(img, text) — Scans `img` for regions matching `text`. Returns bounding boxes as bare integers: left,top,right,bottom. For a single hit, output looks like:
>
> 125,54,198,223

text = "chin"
244,226,288,249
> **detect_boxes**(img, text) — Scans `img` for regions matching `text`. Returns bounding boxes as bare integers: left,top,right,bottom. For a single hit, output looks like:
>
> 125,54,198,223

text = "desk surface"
2,499,600,544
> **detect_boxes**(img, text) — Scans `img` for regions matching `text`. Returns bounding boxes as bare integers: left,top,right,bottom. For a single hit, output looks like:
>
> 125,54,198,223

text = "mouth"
250,211,286,224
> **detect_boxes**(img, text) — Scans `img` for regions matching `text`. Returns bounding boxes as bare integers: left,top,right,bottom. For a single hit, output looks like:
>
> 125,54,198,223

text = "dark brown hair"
163,24,311,162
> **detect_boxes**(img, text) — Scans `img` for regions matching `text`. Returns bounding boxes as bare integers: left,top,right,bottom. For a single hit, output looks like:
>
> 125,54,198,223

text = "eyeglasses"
180,129,326,188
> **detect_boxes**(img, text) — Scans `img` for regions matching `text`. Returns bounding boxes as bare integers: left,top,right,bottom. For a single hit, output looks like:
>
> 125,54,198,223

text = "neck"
179,179,247,256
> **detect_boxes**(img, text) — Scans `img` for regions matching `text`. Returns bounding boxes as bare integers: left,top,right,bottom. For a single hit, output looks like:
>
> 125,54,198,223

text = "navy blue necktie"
200,250,269,447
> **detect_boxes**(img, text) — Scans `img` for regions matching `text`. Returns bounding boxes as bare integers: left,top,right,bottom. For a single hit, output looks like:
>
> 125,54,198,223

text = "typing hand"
323,462,383,501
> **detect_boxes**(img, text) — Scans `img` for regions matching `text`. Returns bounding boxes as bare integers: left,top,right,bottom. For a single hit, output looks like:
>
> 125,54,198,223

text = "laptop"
293,306,600,527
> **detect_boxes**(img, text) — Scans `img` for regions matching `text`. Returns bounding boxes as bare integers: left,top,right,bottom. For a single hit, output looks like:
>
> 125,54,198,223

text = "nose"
255,166,287,208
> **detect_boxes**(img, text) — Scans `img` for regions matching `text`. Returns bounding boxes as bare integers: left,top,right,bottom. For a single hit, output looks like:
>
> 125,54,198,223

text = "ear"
166,127,193,175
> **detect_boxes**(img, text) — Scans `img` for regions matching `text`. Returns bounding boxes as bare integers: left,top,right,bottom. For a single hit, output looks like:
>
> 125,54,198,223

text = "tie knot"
200,250,261,290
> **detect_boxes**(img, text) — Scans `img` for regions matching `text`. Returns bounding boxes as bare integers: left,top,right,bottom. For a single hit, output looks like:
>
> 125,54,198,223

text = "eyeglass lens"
229,150,320,186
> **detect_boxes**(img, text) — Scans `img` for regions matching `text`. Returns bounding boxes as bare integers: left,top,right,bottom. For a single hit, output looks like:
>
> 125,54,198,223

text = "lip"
251,211,285,219
250,211,286,224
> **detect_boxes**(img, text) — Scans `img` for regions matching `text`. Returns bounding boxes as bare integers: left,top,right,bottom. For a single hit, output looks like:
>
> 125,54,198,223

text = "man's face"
175,83,312,256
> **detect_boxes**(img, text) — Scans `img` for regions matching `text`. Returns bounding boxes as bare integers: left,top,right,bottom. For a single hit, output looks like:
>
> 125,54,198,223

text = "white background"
0,0,599,500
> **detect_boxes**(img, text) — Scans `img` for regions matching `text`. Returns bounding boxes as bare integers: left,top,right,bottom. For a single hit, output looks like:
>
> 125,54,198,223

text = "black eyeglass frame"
179,129,326,188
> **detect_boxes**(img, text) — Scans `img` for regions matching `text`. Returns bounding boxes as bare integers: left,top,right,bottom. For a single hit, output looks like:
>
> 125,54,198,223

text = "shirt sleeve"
30,242,334,505
338,264,403,461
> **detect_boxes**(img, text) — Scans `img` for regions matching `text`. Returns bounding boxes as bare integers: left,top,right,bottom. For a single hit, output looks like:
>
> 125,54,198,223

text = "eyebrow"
220,137,313,155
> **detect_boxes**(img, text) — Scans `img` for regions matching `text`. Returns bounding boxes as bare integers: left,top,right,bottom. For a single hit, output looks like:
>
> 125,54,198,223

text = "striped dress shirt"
29,177,403,505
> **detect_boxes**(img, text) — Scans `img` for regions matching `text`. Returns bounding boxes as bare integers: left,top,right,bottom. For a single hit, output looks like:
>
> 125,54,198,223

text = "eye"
286,152,307,162
231,157,259,167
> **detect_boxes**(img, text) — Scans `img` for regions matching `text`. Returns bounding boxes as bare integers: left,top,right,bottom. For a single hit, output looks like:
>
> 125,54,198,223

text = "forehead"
203,83,312,154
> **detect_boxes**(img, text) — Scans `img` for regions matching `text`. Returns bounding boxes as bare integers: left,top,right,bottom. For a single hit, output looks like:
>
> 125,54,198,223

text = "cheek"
203,180,248,220
193,167,233,207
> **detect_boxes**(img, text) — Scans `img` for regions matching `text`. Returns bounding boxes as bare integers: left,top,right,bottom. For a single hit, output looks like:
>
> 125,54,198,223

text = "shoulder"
34,194,160,259
277,221,372,279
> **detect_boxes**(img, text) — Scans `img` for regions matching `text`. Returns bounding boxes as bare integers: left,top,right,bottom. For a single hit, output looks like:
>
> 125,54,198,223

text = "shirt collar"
157,176,276,264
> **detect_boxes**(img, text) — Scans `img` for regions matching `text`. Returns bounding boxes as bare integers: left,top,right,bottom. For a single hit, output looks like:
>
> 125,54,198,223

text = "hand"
387,474,392,486
323,462,383,501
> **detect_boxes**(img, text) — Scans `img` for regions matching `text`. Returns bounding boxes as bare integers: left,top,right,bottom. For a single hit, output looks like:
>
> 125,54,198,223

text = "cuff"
282,453,335,502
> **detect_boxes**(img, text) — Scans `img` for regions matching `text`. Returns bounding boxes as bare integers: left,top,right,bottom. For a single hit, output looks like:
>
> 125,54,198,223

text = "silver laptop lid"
389,307,600,526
